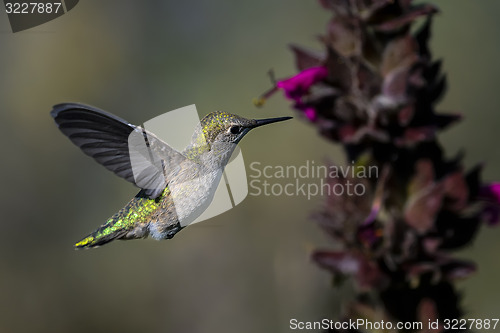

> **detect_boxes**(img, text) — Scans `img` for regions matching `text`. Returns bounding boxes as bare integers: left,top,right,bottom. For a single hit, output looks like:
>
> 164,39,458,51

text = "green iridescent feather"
74,188,170,248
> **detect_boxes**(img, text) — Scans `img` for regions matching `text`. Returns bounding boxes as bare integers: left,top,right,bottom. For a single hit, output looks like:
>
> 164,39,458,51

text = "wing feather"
51,103,189,199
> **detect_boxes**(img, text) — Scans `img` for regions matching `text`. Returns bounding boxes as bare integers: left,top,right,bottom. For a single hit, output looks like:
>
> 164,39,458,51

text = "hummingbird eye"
229,125,242,135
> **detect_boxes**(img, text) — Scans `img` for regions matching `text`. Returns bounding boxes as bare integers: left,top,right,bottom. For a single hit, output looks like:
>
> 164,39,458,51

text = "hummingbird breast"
148,163,223,239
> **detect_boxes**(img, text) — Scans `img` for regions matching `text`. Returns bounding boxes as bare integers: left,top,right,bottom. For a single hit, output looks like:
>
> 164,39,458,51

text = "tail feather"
74,222,129,249
74,231,126,249
74,190,163,249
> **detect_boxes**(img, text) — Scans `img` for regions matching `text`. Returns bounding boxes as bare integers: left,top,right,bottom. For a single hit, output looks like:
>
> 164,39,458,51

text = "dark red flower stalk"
258,0,499,330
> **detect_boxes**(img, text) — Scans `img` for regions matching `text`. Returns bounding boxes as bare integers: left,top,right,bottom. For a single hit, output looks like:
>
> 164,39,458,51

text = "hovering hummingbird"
51,103,292,249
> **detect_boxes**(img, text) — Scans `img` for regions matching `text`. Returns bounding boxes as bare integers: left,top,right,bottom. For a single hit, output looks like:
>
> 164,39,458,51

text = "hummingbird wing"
51,103,191,199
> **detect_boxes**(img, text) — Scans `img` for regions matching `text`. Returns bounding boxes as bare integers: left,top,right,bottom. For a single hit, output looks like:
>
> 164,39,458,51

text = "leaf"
327,16,362,58
424,60,443,82
383,65,411,102
312,250,384,290
396,126,436,146
436,211,481,249
408,159,434,194
465,164,483,201
325,47,352,91
405,161,444,233
381,35,419,76
373,4,438,32
415,17,432,59
289,44,326,71
398,105,415,126
440,258,476,280
312,250,360,275
427,74,447,104
443,171,468,211
358,60,382,97
434,113,461,130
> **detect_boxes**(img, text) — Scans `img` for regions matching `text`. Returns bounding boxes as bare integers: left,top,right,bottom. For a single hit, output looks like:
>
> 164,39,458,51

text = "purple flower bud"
479,183,500,225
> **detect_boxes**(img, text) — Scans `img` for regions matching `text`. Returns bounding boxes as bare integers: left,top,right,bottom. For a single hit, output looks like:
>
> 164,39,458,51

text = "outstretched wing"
51,103,188,199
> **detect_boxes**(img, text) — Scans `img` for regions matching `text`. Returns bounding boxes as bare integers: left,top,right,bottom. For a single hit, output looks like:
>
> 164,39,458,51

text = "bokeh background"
0,1,499,332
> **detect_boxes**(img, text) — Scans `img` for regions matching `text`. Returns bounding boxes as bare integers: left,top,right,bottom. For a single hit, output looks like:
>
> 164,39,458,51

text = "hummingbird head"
203,111,292,145
185,111,292,164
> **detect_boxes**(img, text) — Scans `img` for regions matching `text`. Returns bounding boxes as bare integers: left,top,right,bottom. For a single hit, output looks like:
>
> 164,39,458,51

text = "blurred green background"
0,1,499,332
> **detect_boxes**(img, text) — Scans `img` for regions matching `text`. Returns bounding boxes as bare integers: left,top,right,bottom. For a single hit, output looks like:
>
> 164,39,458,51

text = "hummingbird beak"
251,116,293,129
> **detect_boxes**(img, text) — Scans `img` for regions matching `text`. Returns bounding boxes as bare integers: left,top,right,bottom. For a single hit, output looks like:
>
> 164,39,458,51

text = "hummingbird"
51,103,292,249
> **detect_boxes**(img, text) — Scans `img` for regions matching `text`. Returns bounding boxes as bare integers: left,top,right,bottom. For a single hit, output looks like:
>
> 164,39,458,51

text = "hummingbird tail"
74,191,156,249
74,190,161,249
74,223,129,249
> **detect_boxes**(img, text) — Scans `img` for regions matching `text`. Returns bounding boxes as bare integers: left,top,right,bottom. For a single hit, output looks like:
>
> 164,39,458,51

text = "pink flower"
254,66,327,122
277,66,328,102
